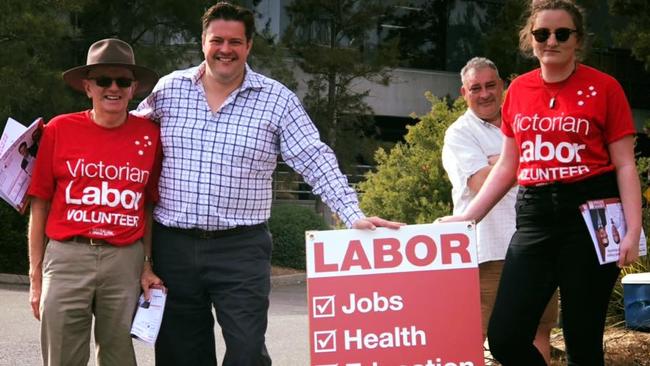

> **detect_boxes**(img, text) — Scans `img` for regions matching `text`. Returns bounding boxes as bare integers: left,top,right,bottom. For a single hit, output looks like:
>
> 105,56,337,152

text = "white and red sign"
306,222,484,366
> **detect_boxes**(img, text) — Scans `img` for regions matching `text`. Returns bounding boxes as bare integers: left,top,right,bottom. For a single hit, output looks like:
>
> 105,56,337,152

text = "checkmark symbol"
314,330,336,352
317,333,333,348
312,295,335,318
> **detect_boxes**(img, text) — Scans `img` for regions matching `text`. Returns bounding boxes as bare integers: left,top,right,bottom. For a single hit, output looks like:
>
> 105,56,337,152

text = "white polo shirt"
442,109,517,263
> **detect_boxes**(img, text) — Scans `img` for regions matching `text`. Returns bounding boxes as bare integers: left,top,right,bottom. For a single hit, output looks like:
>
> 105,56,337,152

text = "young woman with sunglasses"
439,0,641,364
27,39,163,366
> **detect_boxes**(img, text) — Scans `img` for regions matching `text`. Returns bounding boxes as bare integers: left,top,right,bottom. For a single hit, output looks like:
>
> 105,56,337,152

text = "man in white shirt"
441,57,557,365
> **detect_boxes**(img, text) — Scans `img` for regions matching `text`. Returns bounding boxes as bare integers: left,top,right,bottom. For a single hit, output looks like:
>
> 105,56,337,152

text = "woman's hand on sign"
435,214,467,224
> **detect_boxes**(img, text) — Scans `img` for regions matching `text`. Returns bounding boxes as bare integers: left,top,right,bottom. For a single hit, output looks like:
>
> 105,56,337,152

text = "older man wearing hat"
27,38,162,366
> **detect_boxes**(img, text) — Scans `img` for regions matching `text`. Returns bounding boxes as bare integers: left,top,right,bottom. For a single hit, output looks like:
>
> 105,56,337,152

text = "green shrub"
606,156,650,325
269,204,329,270
359,93,464,223
0,204,28,274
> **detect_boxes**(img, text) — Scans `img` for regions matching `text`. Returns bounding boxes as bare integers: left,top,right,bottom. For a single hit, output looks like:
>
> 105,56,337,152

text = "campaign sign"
306,222,483,366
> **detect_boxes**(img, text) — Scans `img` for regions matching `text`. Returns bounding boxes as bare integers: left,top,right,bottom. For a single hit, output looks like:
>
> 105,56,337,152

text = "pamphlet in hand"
579,198,647,264
131,288,167,346
0,117,44,213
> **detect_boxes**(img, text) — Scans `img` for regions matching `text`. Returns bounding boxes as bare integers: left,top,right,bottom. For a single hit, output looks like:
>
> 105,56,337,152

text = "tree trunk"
327,72,338,149
326,18,339,150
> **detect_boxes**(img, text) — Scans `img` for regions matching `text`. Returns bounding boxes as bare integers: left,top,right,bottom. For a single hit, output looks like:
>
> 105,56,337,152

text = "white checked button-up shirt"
441,109,517,263
135,63,364,230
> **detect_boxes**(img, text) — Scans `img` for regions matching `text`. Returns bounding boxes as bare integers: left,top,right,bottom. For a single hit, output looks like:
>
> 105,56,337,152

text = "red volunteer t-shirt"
502,64,635,186
28,111,162,245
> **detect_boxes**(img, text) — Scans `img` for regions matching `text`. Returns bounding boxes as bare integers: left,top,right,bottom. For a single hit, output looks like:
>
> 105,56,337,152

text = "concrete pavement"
0,276,310,366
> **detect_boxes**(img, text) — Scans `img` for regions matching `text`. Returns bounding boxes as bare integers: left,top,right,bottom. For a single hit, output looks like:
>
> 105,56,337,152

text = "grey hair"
460,57,500,84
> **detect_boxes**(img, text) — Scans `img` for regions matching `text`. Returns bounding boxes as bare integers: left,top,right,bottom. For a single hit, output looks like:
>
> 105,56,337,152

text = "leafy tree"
376,0,534,75
0,0,85,125
482,0,531,79
379,1,451,70
283,0,399,168
249,23,298,91
0,1,86,275
609,0,650,69
72,0,296,93
359,94,465,223
1,0,234,126
65,0,216,80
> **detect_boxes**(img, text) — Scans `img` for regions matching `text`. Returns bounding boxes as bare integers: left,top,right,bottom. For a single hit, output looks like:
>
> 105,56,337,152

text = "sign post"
306,222,484,366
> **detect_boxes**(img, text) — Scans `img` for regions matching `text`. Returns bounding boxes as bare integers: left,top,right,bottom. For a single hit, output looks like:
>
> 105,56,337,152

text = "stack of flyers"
130,288,167,346
0,117,44,213
579,197,647,264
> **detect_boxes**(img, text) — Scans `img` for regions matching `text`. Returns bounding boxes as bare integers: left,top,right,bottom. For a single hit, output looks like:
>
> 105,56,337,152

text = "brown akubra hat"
62,38,159,97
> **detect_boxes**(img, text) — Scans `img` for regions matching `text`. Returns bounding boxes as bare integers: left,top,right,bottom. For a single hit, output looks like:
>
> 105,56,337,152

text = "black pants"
153,222,273,366
487,173,621,366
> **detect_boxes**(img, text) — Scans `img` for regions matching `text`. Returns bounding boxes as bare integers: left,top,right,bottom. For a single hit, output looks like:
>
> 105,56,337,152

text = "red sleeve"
145,137,162,204
27,122,56,200
604,77,636,144
500,87,515,138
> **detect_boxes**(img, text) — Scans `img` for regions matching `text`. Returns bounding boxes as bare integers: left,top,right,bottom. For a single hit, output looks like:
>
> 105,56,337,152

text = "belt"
166,223,267,240
70,236,109,246
518,172,618,201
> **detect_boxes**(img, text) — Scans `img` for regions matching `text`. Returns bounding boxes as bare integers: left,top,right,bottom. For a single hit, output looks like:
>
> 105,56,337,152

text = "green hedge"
269,204,329,270
0,203,328,274
0,204,28,274
359,94,461,223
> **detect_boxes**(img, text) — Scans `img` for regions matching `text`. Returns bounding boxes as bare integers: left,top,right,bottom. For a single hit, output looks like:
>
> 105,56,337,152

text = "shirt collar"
241,64,265,91
187,62,264,91
466,108,500,129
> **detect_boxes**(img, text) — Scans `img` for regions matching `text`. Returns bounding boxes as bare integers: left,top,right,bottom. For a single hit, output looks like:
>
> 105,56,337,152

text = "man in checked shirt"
135,2,402,365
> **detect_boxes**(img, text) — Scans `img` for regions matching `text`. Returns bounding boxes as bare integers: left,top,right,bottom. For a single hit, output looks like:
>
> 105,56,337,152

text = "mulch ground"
270,265,304,276
550,326,650,365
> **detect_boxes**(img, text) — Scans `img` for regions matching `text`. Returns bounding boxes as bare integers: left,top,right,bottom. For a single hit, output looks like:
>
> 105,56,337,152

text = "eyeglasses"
531,28,577,43
87,77,134,88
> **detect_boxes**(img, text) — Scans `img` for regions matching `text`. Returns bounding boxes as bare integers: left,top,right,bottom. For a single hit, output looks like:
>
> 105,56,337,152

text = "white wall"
355,68,460,117
288,65,461,118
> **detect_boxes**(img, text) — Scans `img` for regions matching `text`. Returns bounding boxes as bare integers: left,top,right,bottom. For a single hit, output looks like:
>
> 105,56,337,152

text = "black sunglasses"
531,28,577,43
88,76,134,88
